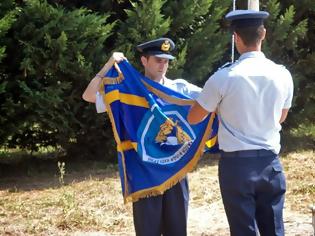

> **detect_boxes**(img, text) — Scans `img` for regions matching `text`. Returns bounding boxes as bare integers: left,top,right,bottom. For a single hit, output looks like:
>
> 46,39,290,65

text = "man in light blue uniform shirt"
83,38,201,236
188,10,293,236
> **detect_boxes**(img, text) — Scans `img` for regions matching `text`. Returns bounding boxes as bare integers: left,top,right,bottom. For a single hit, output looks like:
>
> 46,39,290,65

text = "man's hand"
111,52,127,63
82,52,127,103
279,109,289,123
99,52,127,76
187,101,210,124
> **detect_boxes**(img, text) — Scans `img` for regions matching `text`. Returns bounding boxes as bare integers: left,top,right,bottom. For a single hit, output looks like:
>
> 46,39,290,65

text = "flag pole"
231,0,236,62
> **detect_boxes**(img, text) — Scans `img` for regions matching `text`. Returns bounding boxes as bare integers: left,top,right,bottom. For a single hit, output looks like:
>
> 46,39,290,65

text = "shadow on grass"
192,153,220,171
281,130,315,155
1,130,313,193
0,153,219,193
0,157,118,192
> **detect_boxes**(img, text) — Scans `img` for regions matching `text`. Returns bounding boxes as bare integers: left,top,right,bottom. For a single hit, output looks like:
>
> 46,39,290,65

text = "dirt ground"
0,151,314,236
187,189,314,236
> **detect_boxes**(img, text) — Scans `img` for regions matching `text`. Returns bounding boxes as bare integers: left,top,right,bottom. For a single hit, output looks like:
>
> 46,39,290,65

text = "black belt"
221,149,276,158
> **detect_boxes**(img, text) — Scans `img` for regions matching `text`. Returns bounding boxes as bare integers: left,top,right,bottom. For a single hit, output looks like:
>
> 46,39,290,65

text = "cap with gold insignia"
136,38,175,60
225,10,269,29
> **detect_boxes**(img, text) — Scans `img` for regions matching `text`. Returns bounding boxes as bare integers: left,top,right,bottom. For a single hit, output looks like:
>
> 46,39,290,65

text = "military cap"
225,10,269,28
136,38,175,60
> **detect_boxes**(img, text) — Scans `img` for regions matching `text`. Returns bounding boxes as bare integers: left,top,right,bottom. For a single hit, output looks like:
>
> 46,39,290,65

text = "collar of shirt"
161,77,172,86
239,51,265,61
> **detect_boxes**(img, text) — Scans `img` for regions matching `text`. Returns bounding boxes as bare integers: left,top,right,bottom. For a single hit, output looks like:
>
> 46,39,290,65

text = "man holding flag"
83,38,208,236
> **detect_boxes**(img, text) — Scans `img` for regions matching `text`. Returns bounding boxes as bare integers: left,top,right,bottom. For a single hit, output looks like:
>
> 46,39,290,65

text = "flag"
99,60,218,203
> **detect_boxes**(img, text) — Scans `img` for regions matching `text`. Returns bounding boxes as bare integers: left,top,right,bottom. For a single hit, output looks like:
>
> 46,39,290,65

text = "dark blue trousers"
219,150,286,236
132,178,189,236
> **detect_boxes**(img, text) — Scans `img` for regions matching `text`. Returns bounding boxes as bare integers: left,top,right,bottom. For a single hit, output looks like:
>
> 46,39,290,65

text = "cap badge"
161,40,170,52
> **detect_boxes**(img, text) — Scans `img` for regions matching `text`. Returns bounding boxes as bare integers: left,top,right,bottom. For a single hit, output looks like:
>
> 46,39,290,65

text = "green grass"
281,123,315,153
0,146,62,165
290,123,315,138
0,124,314,234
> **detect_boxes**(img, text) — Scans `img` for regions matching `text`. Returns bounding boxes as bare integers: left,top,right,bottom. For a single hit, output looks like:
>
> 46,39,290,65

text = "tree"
263,0,310,126
277,0,315,126
0,0,313,161
114,0,232,84
0,0,16,63
0,0,115,159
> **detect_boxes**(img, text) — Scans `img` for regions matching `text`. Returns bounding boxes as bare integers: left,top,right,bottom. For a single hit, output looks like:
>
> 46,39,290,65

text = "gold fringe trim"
142,80,194,106
102,76,124,85
124,112,216,203
101,62,125,85
99,82,129,199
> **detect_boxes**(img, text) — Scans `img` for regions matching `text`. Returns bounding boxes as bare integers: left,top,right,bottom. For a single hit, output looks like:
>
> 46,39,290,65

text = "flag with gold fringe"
99,60,218,203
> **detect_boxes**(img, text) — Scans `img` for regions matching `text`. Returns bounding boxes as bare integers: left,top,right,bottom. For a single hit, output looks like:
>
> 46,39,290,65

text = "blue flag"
99,60,218,203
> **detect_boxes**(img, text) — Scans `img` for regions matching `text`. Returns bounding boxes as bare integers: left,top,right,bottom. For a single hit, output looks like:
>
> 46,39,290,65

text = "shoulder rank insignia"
218,61,233,70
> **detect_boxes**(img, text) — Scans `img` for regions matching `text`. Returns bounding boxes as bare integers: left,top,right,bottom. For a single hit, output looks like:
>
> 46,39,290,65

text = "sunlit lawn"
0,149,314,235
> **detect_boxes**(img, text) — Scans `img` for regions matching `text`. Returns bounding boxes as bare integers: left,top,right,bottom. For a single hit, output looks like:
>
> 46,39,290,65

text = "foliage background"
0,0,314,161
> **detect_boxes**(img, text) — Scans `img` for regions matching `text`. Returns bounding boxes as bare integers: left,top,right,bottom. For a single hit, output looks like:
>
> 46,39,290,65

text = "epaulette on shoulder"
218,61,233,70
172,78,187,84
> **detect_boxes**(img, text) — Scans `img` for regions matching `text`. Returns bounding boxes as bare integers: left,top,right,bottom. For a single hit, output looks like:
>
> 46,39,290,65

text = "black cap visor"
143,50,175,60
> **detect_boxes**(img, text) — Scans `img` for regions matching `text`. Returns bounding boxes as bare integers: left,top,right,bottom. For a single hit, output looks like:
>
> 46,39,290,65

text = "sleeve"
171,78,202,99
196,74,222,112
96,91,107,113
283,71,294,109
185,82,202,99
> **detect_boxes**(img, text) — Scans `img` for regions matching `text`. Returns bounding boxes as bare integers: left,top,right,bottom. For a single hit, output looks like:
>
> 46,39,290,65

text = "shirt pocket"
271,161,283,173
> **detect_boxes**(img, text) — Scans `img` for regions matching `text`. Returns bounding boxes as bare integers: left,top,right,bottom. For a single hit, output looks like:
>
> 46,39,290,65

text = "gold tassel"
102,62,125,85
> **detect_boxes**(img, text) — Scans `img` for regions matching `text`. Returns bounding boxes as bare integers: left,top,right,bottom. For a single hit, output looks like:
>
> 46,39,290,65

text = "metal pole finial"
248,0,259,11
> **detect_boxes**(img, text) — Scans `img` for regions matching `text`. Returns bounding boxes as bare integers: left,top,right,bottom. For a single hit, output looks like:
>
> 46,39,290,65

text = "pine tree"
178,0,232,84
114,0,232,84
114,0,171,70
277,0,315,126
262,0,309,126
0,0,17,143
0,0,16,62
1,0,313,160
0,0,114,156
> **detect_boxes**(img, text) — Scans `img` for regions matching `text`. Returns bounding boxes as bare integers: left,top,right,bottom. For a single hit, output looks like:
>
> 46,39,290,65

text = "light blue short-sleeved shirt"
197,51,294,154
163,78,201,99
96,77,201,113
